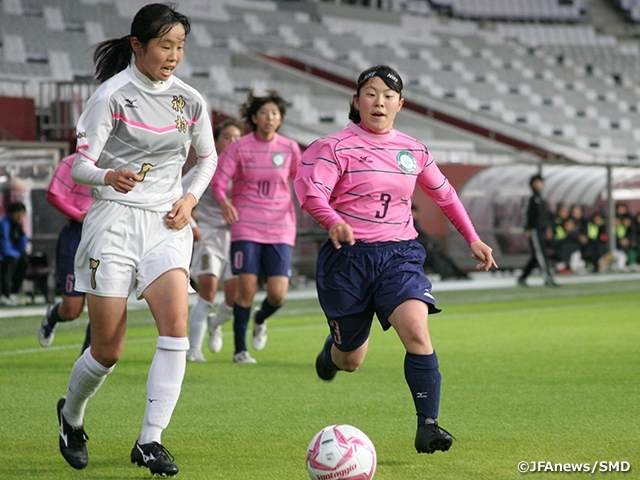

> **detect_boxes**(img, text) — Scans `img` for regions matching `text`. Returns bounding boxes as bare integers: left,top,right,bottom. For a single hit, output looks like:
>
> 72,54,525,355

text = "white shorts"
190,225,234,281
75,200,193,299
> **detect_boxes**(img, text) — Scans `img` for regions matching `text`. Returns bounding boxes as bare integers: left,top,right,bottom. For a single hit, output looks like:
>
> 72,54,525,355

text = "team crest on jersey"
397,151,416,173
272,152,285,167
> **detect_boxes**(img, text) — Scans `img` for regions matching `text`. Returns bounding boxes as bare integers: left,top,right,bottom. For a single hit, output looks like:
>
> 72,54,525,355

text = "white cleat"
186,350,207,362
252,321,267,351
232,350,257,364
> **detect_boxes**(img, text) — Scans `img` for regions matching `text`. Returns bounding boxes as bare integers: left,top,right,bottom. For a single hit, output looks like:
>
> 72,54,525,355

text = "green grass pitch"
1,278,638,479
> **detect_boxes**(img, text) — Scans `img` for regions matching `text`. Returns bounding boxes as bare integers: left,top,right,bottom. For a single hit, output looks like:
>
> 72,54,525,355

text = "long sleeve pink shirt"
294,123,480,244
46,154,93,221
211,132,301,246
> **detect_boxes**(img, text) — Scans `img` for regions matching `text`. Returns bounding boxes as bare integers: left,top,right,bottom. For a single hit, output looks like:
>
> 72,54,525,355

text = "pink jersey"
211,132,301,246
46,154,93,221
295,122,479,244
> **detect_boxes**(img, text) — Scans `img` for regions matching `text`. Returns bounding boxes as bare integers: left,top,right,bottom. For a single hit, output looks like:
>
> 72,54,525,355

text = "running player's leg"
233,272,258,362
59,295,125,469
187,230,226,360
187,273,217,361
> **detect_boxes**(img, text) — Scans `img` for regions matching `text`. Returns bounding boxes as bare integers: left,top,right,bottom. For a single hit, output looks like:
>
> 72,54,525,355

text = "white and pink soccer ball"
306,424,377,480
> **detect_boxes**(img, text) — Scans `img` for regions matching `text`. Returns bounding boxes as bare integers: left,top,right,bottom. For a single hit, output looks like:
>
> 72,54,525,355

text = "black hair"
529,174,543,188
348,65,404,124
238,89,287,132
213,119,244,141
93,2,190,83
6,202,26,215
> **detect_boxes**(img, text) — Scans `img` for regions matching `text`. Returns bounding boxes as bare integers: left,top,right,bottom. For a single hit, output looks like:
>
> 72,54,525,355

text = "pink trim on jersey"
295,122,479,244
76,147,97,163
46,155,93,221
112,113,197,133
211,132,301,245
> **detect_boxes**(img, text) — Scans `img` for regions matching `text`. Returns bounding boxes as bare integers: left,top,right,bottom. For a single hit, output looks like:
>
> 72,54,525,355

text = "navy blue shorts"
55,221,84,298
316,239,440,352
230,241,292,277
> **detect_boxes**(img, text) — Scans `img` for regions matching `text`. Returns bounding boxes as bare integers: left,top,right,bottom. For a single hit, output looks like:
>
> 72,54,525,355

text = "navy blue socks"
254,298,280,325
233,303,251,353
404,351,442,427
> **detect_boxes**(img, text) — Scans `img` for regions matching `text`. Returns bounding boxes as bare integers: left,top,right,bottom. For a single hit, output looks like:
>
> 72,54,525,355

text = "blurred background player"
295,65,497,454
38,154,92,352
185,119,242,362
211,89,301,364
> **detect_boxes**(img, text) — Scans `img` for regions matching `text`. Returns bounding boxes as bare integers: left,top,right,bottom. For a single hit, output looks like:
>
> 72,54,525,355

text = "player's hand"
328,222,355,249
470,240,498,271
220,199,238,225
104,169,142,193
165,193,197,230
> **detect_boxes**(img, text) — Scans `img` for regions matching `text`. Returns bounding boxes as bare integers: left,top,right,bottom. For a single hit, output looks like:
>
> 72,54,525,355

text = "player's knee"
337,356,363,373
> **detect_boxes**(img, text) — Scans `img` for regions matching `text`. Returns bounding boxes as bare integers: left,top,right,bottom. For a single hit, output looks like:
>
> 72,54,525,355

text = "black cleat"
517,278,528,287
315,351,337,381
131,440,179,477
57,397,89,469
415,419,454,454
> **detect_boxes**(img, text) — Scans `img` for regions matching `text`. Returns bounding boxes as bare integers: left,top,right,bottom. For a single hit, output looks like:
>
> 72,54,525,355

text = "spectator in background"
554,217,586,274
0,202,29,305
584,212,608,272
518,174,558,287
553,203,570,241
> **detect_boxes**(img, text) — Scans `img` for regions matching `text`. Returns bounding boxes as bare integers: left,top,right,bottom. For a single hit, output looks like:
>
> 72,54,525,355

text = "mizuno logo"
124,98,138,108
137,444,155,464
60,421,68,447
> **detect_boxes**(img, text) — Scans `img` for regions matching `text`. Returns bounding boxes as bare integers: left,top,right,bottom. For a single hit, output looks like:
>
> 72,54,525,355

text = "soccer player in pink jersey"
211,90,301,364
295,65,498,454
38,154,92,353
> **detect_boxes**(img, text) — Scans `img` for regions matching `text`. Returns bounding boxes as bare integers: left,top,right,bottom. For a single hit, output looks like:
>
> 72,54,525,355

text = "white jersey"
72,64,217,211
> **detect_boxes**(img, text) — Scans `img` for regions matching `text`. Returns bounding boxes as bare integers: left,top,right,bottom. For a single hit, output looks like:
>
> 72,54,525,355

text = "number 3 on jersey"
376,193,391,219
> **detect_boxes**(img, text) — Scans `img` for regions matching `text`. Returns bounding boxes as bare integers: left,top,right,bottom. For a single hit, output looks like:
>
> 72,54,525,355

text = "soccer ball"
306,424,377,480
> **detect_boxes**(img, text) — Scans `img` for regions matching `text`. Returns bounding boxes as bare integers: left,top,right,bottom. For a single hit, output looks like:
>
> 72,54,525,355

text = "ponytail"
93,35,132,83
92,3,190,84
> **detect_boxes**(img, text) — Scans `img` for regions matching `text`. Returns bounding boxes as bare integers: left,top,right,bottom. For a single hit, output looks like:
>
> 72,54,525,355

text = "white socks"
187,296,211,353
63,348,114,427
211,301,234,328
139,336,188,444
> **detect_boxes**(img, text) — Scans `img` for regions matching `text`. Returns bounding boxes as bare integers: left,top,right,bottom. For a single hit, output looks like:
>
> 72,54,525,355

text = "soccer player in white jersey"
186,119,243,362
55,4,217,476
295,65,498,455
211,90,301,364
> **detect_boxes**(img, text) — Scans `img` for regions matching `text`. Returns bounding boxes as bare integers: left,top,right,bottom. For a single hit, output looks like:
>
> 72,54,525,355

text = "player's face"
133,23,186,83
353,77,404,134
252,102,282,140
215,126,242,153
